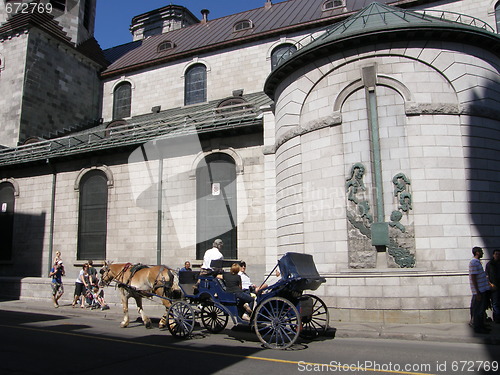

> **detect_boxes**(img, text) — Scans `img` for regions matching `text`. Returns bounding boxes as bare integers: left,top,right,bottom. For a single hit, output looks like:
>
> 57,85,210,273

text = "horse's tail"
153,266,180,299
166,267,182,299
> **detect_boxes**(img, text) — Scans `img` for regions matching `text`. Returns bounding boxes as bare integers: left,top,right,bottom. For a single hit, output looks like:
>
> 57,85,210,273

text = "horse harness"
113,263,175,299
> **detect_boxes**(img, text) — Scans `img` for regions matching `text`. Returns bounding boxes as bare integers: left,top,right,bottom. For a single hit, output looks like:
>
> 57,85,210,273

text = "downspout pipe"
157,149,163,265
47,160,57,276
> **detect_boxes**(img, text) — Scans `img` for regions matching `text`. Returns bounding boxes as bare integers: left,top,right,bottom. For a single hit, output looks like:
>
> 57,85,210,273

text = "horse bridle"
100,263,131,287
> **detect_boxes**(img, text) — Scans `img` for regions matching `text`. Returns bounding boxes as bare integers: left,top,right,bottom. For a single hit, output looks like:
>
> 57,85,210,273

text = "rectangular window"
83,0,91,30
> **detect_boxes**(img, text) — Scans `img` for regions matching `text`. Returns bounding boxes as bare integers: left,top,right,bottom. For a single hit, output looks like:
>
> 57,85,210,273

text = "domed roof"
265,2,500,97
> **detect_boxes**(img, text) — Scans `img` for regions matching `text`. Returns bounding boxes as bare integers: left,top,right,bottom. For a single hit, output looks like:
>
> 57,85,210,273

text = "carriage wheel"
253,297,301,349
167,301,195,338
300,294,330,339
200,304,229,333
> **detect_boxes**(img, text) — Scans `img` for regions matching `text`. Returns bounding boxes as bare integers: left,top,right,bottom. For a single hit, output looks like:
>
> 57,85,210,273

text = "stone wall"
270,38,500,319
1,132,268,281
19,28,101,143
0,32,28,147
100,32,314,122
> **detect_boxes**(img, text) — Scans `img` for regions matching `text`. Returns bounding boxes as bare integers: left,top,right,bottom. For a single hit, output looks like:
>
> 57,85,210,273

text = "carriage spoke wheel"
253,296,301,349
167,301,195,338
300,294,330,339
201,304,228,333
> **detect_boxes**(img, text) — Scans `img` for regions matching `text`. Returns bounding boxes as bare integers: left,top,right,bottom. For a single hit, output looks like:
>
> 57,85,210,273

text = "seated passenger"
239,261,268,294
218,263,254,321
180,261,192,272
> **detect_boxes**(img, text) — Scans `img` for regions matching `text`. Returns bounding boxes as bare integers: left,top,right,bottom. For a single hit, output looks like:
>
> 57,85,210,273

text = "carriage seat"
178,270,200,296
197,275,238,304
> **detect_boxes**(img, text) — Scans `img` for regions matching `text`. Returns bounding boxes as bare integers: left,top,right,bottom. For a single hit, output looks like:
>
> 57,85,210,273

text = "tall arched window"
0,182,15,261
196,153,237,260
185,64,207,105
78,171,108,260
113,81,132,119
271,44,297,70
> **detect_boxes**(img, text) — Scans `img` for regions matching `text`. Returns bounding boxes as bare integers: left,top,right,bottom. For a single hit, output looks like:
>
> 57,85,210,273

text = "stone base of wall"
1,277,471,324
331,307,469,324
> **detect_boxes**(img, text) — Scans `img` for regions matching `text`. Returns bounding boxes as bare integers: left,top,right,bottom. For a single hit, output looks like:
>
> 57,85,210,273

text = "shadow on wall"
466,89,500,259
0,212,46,281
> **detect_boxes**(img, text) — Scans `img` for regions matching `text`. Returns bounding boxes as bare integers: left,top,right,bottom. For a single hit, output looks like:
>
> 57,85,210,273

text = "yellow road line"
0,324,435,375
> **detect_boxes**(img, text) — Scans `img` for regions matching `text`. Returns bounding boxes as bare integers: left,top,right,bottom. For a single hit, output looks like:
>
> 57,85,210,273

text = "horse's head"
99,261,115,287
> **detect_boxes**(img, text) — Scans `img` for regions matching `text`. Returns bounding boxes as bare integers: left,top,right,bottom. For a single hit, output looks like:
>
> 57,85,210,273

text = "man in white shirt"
201,239,224,274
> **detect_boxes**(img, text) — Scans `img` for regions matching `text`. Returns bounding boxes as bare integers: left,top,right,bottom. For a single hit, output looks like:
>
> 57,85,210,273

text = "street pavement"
1,298,499,346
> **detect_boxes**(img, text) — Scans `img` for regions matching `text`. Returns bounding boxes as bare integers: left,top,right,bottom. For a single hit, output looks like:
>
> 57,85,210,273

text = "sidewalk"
1,298,499,345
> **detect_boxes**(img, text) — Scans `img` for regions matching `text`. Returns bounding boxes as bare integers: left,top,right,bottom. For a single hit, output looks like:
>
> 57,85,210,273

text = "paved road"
1,304,499,375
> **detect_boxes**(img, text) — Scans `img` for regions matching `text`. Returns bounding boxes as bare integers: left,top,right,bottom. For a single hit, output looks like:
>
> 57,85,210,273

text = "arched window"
233,19,253,32
105,120,128,136
185,64,207,106
78,170,108,260
113,81,132,119
0,182,15,261
271,44,297,70
196,153,237,260
216,97,252,115
323,0,344,11
158,41,175,52
496,2,500,32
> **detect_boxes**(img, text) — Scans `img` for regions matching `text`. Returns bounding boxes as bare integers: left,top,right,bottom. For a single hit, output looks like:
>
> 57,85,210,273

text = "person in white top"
201,239,224,274
238,261,268,294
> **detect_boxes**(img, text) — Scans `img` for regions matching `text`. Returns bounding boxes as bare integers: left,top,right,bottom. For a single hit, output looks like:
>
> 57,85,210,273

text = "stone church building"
0,0,499,323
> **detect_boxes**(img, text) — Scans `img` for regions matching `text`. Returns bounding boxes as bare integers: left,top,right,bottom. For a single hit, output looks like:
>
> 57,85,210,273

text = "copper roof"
102,0,408,78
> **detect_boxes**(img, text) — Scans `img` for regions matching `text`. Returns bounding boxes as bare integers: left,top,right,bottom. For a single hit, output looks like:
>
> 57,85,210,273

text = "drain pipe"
47,159,57,276
156,149,163,265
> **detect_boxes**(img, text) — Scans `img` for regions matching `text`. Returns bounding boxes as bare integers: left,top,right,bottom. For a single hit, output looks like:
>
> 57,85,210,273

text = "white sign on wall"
212,183,221,196
1,203,7,212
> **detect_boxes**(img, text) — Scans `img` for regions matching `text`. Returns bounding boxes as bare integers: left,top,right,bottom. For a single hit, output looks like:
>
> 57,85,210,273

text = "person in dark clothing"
219,263,254,320
486,249,500,323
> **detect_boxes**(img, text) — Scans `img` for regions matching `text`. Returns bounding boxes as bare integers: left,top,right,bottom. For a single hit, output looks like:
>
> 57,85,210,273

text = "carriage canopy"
278,252,326,291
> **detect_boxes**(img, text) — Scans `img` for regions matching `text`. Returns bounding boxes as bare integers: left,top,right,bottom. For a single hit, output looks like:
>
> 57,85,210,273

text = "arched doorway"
196,153,237,259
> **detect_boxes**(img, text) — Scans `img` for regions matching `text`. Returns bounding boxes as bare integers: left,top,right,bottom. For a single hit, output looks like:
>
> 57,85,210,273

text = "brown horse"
99,261,180,329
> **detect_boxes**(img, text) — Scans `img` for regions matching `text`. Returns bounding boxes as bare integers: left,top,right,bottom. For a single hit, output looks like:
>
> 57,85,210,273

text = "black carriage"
166,252,329,349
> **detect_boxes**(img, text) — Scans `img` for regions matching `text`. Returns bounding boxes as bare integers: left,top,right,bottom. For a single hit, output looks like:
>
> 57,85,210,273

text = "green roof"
307,2,495,48
0,92,272,168
265,2,500,96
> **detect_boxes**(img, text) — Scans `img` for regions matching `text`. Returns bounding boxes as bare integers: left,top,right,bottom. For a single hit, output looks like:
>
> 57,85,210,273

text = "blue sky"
95,1,287,50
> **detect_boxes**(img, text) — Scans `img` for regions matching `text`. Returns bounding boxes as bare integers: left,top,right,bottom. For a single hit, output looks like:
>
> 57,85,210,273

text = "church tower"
1,0,96,45
0,0,104,148
47,0,96,45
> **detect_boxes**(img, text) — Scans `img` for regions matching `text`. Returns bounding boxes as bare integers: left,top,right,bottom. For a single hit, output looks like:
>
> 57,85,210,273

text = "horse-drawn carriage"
166,252,330,349
100,252,329,349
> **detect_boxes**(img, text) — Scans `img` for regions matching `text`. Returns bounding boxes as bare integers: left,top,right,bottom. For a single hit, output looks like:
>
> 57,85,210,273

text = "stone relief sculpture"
346,164,415,268
388,172,415,268
346,163,376,268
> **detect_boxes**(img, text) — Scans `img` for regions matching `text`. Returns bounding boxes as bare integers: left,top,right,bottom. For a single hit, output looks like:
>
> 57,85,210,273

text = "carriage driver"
200,239,224,275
